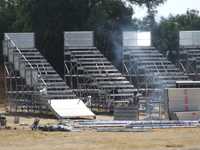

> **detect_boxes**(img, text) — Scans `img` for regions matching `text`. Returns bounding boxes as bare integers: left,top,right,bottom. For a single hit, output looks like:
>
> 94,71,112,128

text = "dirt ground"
1,104,200,150
0,127,200,150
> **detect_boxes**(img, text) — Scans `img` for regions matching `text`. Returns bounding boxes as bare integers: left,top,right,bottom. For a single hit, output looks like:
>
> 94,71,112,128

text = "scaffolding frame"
3,34,50,114
122,33,176,120
64,47,111,111
122,59,165,120
178,46,200,80
63,31,136,112
178,31,200,80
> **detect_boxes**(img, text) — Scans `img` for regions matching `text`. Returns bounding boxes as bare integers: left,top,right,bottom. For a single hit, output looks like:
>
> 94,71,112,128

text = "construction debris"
35,119,79,132
126,120,200,129
97,127,151,132
38,124,72,132
0,114,7,128
75,120,200,132
31,118,40,130
113,100,139,120
38,123,80,132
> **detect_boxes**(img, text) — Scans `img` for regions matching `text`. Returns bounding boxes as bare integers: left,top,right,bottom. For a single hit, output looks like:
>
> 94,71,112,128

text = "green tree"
0,0,18,63
0,0,167,70
153,9,200,62
129,0,166,29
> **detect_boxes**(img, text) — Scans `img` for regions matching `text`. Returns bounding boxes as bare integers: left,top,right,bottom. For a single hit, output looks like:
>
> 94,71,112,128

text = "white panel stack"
168,88,200,112
5,33,35,49
175,111,200,120
64,31,94,47
123,31,151,47
179,31,200,47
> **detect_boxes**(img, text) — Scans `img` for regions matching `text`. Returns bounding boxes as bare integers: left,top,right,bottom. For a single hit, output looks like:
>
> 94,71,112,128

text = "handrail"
153,62,159,73
5,34,47,87
64,63,70,74
67,46,108,100
161,61,168,73
35,64,47,86
4,64,10,76
123,63,129,75
179,62,186,73
42,63,47,75
5,34,33,69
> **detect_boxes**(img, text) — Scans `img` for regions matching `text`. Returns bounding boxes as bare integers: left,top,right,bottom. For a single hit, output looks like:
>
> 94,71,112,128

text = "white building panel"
180,31,200,46
5,33,35,49
123,31,151,47
137,32,151,46
64,31,94,47
123,32,137,47
167,88,200,112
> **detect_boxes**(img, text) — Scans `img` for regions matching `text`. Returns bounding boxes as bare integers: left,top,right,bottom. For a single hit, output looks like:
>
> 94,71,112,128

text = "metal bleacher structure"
122,32,189,119
0,65,6,103
3,33,94,118
179,31,200,80
64,31,136,111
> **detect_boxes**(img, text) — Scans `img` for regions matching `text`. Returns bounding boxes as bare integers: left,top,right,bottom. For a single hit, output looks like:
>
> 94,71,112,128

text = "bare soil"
0,127,200,150
0,105,200,150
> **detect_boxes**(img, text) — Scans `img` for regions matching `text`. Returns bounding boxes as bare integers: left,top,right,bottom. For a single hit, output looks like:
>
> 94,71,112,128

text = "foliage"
153,9,200,61
0,0,166,69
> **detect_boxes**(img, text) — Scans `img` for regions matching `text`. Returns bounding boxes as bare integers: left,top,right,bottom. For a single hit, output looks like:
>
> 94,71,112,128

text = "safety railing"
5,34,47,89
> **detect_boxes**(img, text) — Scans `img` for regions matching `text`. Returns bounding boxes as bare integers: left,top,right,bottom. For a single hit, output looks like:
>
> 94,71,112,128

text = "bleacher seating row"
123,46,189,88
64,46,136,106
3,33,94,118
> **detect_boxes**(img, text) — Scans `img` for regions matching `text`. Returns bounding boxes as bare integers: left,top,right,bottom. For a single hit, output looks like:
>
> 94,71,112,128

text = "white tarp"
49,99,95,118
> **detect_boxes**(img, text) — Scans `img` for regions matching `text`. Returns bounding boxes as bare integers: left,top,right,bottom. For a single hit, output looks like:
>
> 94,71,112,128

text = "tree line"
1,0,200,75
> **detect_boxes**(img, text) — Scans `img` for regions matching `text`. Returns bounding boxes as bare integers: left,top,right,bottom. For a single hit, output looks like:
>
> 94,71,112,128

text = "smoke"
122,40,170,119
111,31,123,70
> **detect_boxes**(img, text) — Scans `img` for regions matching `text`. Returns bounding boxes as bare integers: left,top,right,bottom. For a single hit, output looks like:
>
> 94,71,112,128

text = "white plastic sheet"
49,99,95,118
